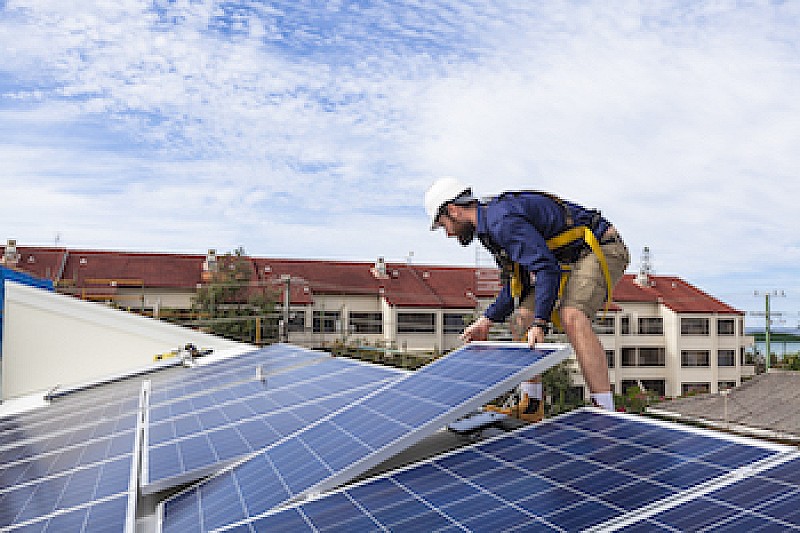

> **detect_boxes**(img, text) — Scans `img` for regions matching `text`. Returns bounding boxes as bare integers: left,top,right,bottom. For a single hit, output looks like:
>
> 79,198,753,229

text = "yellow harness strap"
510,263,523,301
546,226,613,328
508,226,613,329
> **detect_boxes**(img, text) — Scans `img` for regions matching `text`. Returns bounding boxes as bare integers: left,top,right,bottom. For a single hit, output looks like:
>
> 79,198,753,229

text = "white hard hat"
424,177,474,230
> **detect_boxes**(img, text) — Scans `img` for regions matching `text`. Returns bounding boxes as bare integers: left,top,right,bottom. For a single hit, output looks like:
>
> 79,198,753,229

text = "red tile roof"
613,274,743,315
1,245,742,314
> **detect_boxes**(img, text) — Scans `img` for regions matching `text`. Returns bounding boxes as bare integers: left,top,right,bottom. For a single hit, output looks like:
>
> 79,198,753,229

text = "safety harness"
486,191,614,329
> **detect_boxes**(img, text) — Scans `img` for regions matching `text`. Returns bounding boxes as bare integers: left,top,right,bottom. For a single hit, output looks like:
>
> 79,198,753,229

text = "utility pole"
753,290,786,372
281,274,291,343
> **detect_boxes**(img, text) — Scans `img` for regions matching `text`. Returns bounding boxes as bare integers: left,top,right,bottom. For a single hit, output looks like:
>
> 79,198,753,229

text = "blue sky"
2,1,800,326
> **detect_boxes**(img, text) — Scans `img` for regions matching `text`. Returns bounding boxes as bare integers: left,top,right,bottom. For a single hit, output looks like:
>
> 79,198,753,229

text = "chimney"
371,256,388,279
201,248,218,282
2,239,20,268
635,246,652,287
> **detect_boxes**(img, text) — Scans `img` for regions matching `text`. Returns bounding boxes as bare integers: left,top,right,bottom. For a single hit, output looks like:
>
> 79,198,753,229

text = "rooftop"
2,243,744,314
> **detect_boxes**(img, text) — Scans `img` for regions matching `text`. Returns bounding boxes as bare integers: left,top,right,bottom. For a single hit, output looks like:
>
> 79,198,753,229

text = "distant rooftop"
1,242,744,313
649,371,800,441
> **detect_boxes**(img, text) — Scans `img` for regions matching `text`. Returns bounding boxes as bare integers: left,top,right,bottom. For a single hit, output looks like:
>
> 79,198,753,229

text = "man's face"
438,206,475,246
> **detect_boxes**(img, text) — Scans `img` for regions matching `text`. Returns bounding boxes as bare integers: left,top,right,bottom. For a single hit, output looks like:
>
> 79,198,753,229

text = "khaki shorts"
521,235,630,320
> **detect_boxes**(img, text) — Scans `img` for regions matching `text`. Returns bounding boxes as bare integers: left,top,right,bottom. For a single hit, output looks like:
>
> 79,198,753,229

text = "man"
424,177,629,410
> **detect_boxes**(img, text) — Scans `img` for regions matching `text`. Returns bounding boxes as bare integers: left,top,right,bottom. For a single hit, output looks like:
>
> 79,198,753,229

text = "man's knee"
559,306,590,332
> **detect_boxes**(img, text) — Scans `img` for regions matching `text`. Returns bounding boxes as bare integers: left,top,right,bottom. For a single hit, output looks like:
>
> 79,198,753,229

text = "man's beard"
453,220,476,246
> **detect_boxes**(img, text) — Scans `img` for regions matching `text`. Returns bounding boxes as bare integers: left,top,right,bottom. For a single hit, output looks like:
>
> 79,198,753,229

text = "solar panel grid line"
392,455,563,533
142,350,289,406
580,450,800,530
148,354,332,413
148,377,394,453
0,404,139,455
0,430,133,486
227,408,794,533
0,433,136,497
147,358,391,434
288,343,572,503
174,366,408,501
676,458,800,533
146,355,371,420
143,368,401,494
698,491,800,533
1,491,132,533
215,428,565,532
159,343,573,532
153,345,338,395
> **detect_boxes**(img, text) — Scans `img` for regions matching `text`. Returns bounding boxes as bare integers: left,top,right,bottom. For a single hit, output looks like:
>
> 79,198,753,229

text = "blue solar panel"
201,409,796,533
0,381,144,533
143,353,403,493
160,342,574,531
627,457,800,532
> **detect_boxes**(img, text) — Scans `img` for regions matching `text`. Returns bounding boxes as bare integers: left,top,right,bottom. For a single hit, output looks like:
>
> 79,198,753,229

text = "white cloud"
2,0,800,321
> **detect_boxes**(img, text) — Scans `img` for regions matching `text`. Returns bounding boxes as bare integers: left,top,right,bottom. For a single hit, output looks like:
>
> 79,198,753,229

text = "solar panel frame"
158,342,574,531
142,352,405,494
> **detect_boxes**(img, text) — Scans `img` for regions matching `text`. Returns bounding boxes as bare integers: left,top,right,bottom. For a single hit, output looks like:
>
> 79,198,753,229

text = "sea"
751,340,800,357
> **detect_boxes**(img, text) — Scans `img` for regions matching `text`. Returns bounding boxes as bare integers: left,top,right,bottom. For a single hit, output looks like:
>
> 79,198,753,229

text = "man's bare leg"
560,306,613,409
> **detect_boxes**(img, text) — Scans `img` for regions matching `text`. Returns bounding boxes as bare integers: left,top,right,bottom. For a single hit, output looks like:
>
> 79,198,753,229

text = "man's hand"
462,316,492,342
527,325,546,349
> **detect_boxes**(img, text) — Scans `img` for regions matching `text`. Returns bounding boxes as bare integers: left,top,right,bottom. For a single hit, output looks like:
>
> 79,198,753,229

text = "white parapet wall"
1,280,251,400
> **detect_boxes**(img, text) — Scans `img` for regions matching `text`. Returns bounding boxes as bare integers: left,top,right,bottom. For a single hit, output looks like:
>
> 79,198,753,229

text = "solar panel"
159,342,573,531
0,381,146,533
226,409,797,533
143,354,403,493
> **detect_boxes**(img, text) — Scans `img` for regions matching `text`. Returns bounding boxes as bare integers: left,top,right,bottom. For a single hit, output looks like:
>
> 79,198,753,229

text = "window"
397,313,435,334
621,347,665,367
621,348,636,367
681,382,710,395
287,311,305,332
638,348,666,367
717,350,736,367
681,317,709,335
313,311,340,334
717,318,735,336
718,381,737,391
606,350,615,368
640,380,666,397
638,317,663,335
593,317,615,335
443,313,469,334
349,312,382,334
621,315,631,335
681,350,710,367
621,380,640,394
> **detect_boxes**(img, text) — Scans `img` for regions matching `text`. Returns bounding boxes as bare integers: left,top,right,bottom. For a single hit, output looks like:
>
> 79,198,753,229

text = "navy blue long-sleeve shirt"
477,192,610,323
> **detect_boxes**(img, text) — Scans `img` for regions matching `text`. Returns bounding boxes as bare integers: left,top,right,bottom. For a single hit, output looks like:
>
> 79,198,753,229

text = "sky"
2,1,799,326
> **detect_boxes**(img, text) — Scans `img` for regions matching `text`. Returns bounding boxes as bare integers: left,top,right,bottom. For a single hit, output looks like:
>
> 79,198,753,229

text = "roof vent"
635,246,653,287
371,257,388,279
203,249,218,272
422,271,430,279
2,238,19,266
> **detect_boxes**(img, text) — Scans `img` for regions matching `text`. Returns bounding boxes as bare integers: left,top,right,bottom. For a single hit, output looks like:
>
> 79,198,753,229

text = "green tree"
192,247,277,343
